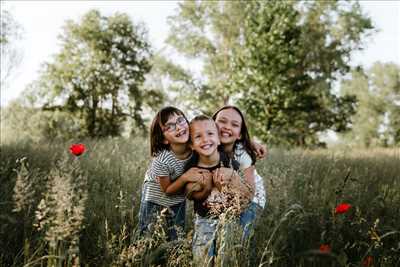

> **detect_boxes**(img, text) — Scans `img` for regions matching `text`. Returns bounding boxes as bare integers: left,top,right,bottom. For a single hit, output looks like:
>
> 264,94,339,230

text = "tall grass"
0,138,399,266
254,148,400,266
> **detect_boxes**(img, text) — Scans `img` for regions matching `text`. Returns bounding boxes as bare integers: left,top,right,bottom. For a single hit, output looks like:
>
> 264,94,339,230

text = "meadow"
0,138,399,266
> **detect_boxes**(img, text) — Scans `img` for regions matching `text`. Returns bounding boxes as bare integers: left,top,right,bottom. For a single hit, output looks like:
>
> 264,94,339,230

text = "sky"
1,0,399,107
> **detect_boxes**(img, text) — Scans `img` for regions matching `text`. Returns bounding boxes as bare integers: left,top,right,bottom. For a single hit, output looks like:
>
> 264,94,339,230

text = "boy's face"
190,120,220,157
162,113,189,145
214,108,242,146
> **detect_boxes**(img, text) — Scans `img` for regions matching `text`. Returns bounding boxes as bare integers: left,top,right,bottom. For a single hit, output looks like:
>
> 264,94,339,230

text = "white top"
234,144,266,208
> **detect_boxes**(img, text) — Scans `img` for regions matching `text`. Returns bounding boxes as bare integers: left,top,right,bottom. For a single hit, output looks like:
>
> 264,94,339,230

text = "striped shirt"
142,150,190,207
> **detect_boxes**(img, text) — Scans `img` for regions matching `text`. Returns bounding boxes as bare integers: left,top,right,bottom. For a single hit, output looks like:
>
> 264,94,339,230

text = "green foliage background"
4,2,399,148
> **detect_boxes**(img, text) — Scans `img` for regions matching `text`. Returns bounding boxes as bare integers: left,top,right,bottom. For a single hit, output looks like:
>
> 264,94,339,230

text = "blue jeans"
192,216,219,266
239,201,263,241
193,215,245,266
138,199,186,241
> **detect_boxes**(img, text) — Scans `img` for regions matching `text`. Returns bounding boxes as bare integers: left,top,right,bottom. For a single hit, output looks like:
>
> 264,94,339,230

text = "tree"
32,10,155,137
167,1,374,146
233,1,374,146
340,62,400,147
167,1,247,113
0,9,24,89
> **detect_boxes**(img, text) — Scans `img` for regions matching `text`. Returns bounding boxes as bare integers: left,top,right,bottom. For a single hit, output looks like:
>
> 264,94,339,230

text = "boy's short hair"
189,114,216,127
190,114,213,123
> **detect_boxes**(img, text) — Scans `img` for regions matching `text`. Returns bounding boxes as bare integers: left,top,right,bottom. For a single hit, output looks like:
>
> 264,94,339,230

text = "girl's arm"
243,165,256,198
158,168,206,196
251,140,267,159
186,172,213,201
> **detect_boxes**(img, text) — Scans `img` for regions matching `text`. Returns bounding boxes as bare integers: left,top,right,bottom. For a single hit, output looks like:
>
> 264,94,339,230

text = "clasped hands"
185,167,237,192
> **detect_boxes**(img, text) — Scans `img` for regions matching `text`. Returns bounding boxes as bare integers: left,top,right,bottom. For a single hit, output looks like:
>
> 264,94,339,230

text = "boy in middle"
184,115,253,266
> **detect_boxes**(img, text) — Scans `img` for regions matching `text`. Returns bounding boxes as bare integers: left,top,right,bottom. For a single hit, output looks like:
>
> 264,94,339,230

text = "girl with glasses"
137,106,208,240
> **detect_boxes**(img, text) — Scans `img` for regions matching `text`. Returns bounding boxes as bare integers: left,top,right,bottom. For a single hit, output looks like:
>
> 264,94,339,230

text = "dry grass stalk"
13,157,35,213
33,156,87,266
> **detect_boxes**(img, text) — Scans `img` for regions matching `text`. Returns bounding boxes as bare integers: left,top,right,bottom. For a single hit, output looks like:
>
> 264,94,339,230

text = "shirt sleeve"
235,148,253,170
151,154,170,177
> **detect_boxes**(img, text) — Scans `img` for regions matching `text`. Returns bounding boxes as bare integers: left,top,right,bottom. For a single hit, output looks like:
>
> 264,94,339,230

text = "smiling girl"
212,105,267,240
137,106,207,240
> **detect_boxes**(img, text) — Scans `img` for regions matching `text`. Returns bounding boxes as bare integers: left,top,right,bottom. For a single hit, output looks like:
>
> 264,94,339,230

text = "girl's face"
190,120,220,157
214,108,242,146
162,113,189,145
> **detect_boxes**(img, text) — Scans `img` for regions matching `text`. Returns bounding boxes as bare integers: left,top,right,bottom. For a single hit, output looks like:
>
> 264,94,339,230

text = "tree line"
1,1,399,147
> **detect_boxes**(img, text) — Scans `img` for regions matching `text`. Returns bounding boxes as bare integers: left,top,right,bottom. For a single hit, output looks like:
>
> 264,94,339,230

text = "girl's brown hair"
150,106,188,156
212,105,257,165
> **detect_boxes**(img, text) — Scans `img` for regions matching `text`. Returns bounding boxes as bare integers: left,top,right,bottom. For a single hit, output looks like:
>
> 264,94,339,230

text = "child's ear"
163,139,169,145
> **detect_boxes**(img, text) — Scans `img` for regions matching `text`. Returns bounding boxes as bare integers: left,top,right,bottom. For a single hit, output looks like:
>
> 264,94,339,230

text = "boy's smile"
190,120,220,157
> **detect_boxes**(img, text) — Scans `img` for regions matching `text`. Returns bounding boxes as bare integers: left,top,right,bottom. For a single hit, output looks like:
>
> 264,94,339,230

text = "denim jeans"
138,199,186,241
193,215,247,266
192,216,218,266
239,201,263,241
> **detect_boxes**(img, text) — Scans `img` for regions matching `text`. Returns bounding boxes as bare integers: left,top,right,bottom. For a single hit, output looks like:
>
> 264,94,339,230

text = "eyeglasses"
163,116,187,132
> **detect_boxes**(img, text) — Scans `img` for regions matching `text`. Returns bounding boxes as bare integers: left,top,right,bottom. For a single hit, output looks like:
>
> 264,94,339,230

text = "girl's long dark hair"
150,106,188,156
212,105,257,165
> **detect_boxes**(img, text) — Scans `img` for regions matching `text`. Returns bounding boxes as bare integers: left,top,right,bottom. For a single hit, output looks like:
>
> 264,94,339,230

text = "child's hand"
251,141,267,159
186,181,203,193
212,169,223,191
201,171,212,185
184,167,209,183
185,171,212,200
212,167,234,190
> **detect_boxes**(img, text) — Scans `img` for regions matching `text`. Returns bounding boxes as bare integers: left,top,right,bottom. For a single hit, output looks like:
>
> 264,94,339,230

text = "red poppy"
335,203,351,214
70,143,86,156
363,255,373,267
319,244,331,253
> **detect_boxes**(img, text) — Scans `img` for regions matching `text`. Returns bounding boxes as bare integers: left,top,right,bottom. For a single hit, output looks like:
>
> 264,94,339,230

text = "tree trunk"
87,95,98,137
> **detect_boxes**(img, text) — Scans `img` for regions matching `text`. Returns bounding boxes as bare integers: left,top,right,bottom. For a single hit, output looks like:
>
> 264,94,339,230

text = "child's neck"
223,143,235,156
170,143,191,160
198,150,220,168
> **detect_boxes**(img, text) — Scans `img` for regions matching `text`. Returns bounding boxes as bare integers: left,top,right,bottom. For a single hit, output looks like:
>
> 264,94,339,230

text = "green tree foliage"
31,10,155,137
0,9,23,88
167,1,374,146
341,62,400,147
167,1,247,113
146,54,199,107
1,92,82,143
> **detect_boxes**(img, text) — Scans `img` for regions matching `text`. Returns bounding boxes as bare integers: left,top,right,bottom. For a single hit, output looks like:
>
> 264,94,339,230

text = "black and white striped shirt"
143,150,190,207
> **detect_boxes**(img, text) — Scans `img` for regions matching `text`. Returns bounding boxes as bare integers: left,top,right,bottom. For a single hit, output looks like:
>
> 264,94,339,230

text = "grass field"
1,138,399,266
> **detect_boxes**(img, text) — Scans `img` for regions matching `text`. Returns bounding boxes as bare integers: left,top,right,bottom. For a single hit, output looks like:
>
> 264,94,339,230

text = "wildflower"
363,255,373,267
319,244,331,253
335,203,351,214
70,143,86,156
